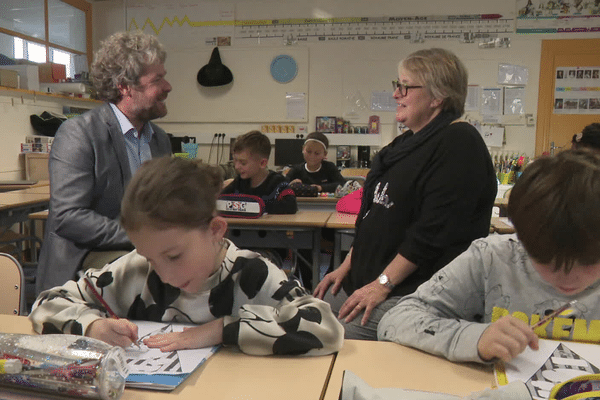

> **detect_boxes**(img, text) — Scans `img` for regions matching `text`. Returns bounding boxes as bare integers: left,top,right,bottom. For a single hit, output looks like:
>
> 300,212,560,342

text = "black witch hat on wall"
197,47,233,87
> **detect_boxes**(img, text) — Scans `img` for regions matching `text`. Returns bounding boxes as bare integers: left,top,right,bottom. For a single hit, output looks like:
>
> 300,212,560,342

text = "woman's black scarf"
356,109,461,226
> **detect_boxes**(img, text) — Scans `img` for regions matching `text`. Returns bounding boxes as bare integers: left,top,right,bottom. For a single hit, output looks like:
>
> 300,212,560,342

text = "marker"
531,300,578,329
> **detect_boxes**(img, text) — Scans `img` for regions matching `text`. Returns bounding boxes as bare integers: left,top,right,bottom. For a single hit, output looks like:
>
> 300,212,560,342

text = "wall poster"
553,66,600,115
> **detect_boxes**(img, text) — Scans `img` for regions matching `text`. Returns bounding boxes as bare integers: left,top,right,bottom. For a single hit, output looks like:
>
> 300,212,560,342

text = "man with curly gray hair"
36,31,173,295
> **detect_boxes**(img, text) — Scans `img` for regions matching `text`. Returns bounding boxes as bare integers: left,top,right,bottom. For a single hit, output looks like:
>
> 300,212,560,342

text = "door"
535,39,600,156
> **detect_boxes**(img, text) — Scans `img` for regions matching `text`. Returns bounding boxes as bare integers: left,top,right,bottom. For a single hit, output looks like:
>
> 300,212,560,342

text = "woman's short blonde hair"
91,31,167,103
400,48,468,115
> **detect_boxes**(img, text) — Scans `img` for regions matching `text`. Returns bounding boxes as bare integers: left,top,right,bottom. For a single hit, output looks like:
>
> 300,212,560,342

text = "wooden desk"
224,211,332,287
325,212,357,269
0,191,51,245
29,209,49,221
0,191,50,259
494,197,508,217
0,192,50,209
0,315,335,400
325,211,357,229
13,185,51,195
322,340,493,400
296,196,339,211
0,180,49,192
490,217,515,234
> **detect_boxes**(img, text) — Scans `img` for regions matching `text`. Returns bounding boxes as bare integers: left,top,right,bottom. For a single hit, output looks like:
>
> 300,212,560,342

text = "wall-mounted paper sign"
481,87,503,115
498,63,529,86
479,125,504,147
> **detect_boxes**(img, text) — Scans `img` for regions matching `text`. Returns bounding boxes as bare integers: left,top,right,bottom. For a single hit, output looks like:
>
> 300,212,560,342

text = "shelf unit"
0,86,101,105
186,132,382,147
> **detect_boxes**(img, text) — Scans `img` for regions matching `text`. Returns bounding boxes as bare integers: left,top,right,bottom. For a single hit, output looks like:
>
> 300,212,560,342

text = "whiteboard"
162,47,308,123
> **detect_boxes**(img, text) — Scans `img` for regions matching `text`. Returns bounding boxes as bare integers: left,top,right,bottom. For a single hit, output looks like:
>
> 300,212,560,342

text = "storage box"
0,69,19,88
0,65,39,91
38,62,66,83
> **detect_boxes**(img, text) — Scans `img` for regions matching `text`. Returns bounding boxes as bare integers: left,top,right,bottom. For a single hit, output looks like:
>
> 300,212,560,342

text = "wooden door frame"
535,39,600,156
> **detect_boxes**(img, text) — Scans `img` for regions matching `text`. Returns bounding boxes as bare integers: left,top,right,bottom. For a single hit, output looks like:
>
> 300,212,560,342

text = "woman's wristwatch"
378,274,395,289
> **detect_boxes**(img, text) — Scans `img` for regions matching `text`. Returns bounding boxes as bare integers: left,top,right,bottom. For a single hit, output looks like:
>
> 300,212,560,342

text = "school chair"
0,253,26,315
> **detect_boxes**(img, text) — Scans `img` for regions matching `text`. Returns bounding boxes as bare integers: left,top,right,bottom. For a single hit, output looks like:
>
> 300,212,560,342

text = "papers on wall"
554,66,600,115
481,87,503,116
495,339,600,400
286,92,306,120
479,125,504,147
125,321,220,390
503,87,526,115
465,85,480,112
498,64,529,86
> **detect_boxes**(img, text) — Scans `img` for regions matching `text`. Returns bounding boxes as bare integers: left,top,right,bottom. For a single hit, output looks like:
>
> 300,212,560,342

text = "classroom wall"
0,0,594,177
0,94,100,180
91,0,549,166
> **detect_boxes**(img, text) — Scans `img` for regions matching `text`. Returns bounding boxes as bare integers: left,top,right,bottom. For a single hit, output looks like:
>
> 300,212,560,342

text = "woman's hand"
477,316,539,362
86,319,139,348
144,319,224,352
337,280,390,326
290,179,302,185
313,260,351,300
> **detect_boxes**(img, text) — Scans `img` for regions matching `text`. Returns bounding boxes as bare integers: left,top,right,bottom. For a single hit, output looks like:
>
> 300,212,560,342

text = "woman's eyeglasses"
392,80,423,96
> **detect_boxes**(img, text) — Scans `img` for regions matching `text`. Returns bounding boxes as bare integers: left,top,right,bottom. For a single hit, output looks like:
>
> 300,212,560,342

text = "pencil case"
549,373,600,400
217,194,265,218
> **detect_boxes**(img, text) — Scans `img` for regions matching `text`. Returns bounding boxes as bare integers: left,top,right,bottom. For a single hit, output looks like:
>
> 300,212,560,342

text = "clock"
270,55,298,83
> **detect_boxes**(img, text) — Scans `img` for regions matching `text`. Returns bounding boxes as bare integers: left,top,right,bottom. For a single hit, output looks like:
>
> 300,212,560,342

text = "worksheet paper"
495,339,600,400
124,321,220,390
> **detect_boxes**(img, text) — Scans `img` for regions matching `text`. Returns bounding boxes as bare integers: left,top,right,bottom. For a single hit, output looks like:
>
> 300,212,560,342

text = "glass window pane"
26,41,46,64
0,0,45,39
50,47,73,79
0,32,18,59
48,0,86,53
0,33,47,64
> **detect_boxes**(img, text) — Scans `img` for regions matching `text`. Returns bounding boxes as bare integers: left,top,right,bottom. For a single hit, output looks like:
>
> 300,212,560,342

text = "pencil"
84,276,119,319
531,300,577,329
83,276,141,348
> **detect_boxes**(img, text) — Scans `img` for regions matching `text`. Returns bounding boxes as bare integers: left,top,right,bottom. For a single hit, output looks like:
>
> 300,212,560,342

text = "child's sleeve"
377,240,491,363
320,163,347,193
28,251,149,336
222,267,344,356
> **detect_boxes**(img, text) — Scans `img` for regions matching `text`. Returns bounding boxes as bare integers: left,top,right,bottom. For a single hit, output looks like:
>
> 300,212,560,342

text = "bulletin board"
162,47,308,123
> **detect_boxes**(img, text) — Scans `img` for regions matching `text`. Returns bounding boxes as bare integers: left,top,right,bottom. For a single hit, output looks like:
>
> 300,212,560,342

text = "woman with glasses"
314,48,497,340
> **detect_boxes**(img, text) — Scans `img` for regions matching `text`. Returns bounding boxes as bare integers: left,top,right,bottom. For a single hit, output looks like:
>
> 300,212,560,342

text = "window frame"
0,0,92,67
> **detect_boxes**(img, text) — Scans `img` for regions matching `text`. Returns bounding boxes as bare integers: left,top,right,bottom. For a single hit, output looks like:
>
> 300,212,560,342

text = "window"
0,0,91,80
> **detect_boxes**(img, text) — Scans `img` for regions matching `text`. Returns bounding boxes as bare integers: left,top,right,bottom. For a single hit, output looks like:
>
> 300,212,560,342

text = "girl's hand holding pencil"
86,319,140,348
83,276,140,348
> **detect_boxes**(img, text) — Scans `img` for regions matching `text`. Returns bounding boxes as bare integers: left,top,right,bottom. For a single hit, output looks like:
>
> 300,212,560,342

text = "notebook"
495,339,600,400
124,321,220,391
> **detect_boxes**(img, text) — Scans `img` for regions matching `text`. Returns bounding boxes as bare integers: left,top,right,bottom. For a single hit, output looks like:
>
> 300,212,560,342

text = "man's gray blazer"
36,103,172,294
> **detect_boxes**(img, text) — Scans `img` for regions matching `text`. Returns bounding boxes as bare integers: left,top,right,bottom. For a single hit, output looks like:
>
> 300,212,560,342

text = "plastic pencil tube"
0,359,22,374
